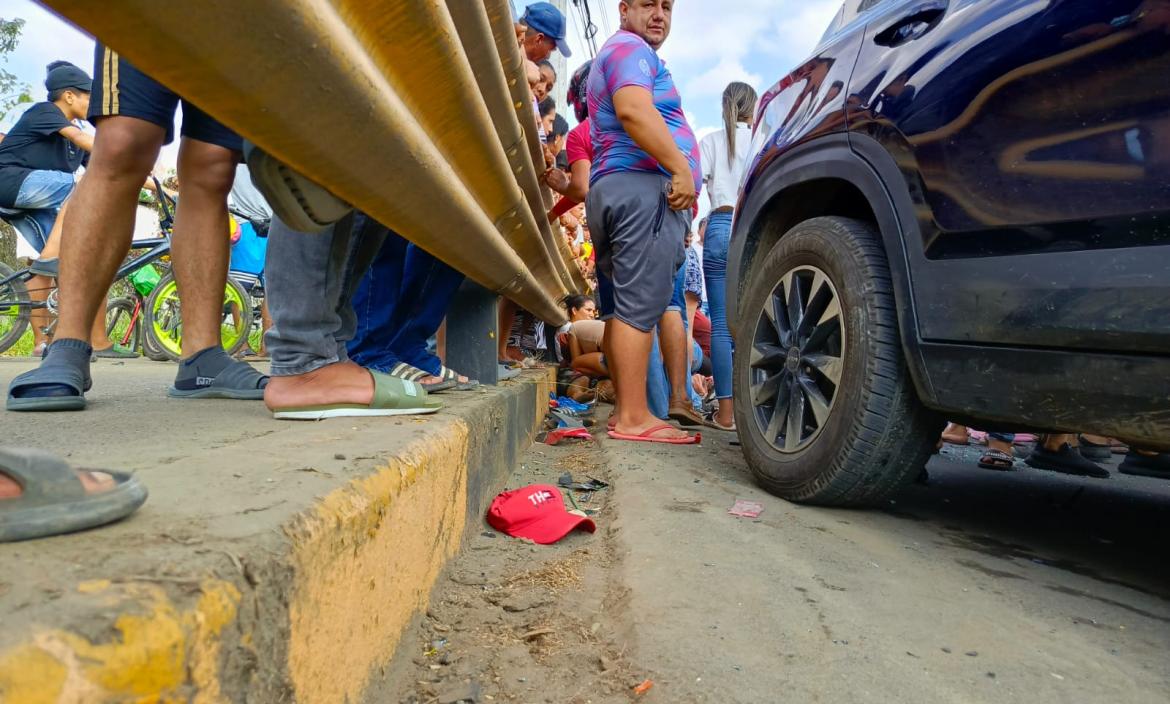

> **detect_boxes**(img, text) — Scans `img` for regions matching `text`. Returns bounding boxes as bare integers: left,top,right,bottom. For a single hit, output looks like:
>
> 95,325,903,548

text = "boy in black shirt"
0,61,92,353
0,61,91,253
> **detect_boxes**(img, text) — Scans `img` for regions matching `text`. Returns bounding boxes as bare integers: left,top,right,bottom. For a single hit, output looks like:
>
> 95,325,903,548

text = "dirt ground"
379,437,640,704
380,416,1170,704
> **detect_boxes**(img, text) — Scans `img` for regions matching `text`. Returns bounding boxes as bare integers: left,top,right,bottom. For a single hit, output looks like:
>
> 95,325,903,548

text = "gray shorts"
586,171,687,333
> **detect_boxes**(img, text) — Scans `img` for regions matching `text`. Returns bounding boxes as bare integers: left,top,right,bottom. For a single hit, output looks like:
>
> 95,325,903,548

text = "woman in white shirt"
699,82,757,431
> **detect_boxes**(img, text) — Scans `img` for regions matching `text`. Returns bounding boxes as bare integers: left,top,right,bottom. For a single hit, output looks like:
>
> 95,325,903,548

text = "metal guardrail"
43,0,578,324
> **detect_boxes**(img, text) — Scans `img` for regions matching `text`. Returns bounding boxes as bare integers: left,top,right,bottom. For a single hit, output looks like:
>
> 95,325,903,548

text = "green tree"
0,17,33,124
0,16,31,266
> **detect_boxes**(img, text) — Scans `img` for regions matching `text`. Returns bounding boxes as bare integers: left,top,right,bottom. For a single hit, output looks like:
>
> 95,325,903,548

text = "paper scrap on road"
728,499,764,518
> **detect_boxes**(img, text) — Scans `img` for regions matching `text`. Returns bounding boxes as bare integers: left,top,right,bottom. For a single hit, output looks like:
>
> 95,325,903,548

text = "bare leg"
26,275,53,351
170,138,237,356
498,298,517,360
264,361,374,410
38,197,70,261
89,305,113,349
258,299,271,355
658,310,691,411
609,319,686,439
55,118,164,342
436,318,447,363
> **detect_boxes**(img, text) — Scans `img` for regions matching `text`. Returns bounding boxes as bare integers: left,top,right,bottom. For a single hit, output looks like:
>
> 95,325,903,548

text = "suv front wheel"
733,216,941,506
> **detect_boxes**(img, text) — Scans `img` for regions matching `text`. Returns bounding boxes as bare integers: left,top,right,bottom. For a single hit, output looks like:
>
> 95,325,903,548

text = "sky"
1,0,841,172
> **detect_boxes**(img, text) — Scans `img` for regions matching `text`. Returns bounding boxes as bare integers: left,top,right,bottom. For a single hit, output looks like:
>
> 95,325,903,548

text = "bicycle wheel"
105,297,142,352
0,262,32,354
144,273,253,361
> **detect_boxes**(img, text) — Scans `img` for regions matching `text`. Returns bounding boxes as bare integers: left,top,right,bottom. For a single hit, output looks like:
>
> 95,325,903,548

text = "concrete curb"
0,371,551,703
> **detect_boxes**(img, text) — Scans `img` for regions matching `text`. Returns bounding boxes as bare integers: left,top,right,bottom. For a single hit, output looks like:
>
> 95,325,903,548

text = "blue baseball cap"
522,2,572,58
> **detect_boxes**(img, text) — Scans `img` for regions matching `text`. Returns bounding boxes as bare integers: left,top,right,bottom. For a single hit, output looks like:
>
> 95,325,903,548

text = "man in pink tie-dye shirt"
585,0,702,445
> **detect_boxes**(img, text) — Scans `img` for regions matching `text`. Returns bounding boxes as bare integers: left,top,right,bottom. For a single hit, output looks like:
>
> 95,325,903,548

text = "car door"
848,0,1170,353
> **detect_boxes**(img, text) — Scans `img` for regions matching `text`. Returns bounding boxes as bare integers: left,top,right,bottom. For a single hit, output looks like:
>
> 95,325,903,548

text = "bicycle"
2,181,253,359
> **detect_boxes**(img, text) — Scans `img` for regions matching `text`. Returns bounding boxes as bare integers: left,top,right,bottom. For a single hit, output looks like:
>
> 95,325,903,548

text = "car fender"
728,132,938,404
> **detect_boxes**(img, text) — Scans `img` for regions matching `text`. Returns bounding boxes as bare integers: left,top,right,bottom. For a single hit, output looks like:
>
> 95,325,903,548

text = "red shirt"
566,118,593,165
692,309,712,359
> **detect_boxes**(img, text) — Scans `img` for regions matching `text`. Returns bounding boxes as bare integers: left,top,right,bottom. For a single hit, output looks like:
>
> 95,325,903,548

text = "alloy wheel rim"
749,264,845,453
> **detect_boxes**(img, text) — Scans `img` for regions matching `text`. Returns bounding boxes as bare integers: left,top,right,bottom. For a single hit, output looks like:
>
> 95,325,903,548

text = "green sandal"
272,370,442,420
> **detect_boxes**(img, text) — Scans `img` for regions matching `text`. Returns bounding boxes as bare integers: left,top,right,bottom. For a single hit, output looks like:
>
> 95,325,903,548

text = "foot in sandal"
0,448,147,542
264,361,440,420
609,411,699,445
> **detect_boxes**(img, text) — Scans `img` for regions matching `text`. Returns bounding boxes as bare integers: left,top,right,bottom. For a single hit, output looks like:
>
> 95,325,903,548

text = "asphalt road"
604,431,1170,703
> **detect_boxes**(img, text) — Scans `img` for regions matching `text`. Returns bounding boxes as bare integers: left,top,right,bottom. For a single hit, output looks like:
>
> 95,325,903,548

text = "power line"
570,0,599,58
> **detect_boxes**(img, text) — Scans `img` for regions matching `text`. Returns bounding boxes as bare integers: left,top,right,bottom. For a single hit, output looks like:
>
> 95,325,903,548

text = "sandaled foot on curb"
7,339,92,412
608,423,701,445
439,365,479,390
978,448,1015,471
0,448,147,542
388,362,456,393
169,358,268,399
272,370,442,420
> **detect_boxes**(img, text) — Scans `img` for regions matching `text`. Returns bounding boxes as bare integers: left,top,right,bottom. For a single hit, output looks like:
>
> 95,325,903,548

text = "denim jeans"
645,267,705,418
264,212,385,376
347,221,465,376
7,169,75,252
702,211,734,400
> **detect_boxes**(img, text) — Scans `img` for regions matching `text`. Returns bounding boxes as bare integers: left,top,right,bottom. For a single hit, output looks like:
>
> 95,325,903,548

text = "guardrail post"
446,281,500,385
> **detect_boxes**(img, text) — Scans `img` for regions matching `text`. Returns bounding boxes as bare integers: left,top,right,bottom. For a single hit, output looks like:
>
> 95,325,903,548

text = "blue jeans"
348,216,465,376
647,264,704,416
703,211,734,400
7,169,75,252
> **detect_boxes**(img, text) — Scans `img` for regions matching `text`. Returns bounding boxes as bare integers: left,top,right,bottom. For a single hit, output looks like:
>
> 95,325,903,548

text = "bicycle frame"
0,237,172,307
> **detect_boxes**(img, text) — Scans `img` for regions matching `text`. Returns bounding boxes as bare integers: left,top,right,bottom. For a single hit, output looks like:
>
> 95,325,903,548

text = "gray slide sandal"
0,448,148,543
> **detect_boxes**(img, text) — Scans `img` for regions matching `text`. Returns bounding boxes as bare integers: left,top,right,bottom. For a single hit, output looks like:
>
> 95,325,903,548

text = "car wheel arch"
729,133,938,405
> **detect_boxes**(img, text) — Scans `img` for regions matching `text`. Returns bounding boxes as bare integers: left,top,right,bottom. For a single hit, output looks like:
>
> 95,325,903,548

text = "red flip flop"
607,423,701,445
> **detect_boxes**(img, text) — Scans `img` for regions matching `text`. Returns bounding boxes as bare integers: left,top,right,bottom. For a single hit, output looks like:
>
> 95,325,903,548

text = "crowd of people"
3,0,1161,544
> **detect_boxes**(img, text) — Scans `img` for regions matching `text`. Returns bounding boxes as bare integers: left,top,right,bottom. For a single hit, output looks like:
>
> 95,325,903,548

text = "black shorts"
89,44,242,152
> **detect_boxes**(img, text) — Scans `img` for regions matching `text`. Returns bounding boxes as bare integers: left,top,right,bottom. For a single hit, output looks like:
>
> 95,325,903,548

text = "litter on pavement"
728,499,764,518
486,484,596,544
557,472,609,491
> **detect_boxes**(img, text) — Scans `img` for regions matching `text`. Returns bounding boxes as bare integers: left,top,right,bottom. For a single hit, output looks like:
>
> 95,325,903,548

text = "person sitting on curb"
7,47,267,411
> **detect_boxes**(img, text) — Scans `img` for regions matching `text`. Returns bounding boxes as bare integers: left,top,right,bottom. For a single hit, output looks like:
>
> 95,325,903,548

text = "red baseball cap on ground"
486,484,596,544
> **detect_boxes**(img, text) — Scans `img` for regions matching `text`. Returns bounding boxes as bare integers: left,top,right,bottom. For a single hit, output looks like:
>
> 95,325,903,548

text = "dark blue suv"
728,0,1170,506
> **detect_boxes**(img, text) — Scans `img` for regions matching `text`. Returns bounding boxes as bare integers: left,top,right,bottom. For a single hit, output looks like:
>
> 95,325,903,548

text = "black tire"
0,262,32,355
105,297,142,352
142,321,170,361
143,272,254,361
732,216,942,507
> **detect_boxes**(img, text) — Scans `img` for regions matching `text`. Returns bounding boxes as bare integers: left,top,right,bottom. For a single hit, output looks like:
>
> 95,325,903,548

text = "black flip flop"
0,448,148,542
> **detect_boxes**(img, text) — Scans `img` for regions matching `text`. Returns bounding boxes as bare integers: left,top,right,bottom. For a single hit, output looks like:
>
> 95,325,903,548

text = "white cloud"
2,0,179,168
562,0,840,126
683,57,762,102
